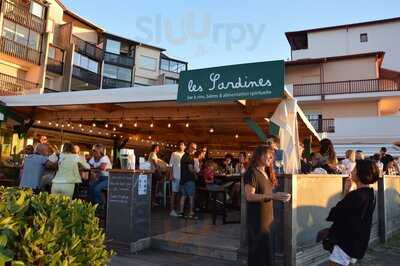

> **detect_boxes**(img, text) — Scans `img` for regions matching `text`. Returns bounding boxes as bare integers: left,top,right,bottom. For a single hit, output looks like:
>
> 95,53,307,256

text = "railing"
47,58,63,74
72,35,103,61
0,37,40,64
102,77,132,89
1,0,45,33
309,118,335,133
293,78,400,97
104,52,134,68
72,65,101,87
0,72,38,96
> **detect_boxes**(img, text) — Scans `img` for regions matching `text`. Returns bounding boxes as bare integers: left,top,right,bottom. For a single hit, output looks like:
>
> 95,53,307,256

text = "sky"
62,0,400,69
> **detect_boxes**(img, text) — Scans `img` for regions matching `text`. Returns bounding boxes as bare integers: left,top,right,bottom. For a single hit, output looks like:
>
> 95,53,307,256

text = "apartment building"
285,19,400,155
0,0,187,95
286,17,400,72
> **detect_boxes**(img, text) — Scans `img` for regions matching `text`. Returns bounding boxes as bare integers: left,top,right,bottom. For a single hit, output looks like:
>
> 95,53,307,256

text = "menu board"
108,174,133,204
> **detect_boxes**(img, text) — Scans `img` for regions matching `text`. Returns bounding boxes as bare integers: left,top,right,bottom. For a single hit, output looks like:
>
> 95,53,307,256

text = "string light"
67,120,71,127
235,134,239,139
113,127,116,132
89,129,93,133
167,123,172,128
37,120,41,124
79,123,82,128
185,122,190,128
148,136,152,140
48,122,52,126
209,128,214,133
150,122,154,128
92,121,96,127
55,123,59,127
105,122,109,128
61,124,65,128
119,118,123,128
134,121,138,127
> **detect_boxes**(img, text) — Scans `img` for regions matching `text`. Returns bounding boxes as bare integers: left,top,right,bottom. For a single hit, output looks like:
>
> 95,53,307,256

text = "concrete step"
151,222,241,262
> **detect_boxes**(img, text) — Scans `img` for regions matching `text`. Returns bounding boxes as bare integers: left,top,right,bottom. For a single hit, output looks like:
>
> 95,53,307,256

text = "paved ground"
358,233,400,266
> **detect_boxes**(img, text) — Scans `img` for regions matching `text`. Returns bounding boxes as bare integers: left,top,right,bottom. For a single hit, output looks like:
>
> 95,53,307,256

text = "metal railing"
72,35,103,61
0,72,38,96
72,65,101,87
293,79,400,97
102,77,132,89
309,118,335,133
1,0,45,33
104,52,134,68
47,58,63,74
0,37,41,64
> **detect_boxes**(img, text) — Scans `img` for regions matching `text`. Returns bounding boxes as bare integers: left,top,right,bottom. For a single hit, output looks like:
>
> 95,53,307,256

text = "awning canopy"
0,85,320,152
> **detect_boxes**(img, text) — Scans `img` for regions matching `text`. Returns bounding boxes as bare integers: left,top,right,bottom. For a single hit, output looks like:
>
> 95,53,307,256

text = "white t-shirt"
169,151,184,180
89,155,112,177
341,159,356,175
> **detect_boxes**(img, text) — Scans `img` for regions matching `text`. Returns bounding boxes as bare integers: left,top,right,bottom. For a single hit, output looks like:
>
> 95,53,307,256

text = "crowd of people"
18,136,113,208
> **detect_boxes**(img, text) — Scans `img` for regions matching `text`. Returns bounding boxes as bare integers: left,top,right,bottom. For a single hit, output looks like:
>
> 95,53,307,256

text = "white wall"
328,115,400,144
292,20,400,71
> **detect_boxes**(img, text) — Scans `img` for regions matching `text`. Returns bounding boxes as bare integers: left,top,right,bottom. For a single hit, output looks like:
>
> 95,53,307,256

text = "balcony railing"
0,37,41,64
47,58,63,74
104,52,134,68
1,0,45,33
309,119,335,133
0,72,38,96
293,78,400,97
72,35,103,61
72,65,101,87
102,77,132,89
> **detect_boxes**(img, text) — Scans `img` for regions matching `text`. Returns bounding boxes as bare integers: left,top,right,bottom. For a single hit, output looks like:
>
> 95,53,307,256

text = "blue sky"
62,0,400,69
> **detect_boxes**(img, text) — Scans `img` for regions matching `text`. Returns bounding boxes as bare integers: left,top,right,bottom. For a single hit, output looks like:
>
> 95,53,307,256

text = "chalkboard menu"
106,170,152,246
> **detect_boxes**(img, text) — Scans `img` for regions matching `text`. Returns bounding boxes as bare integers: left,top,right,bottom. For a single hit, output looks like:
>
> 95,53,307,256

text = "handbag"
316,228,335,252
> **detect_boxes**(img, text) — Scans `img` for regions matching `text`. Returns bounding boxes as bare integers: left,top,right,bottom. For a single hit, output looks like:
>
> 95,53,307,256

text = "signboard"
178,60,284,103
138,174,147,195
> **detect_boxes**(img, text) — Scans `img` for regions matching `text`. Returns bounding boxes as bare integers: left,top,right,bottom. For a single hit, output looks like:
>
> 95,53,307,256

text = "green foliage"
0,187,113,266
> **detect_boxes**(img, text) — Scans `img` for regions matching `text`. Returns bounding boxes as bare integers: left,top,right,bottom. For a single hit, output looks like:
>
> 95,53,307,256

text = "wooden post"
378,176,387,243
283,175,296,266
240,176,247,248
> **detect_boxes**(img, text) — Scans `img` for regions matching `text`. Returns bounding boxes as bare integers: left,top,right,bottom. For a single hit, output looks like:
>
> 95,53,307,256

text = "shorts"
180,181,195,197
329,245,357,266
51,183,76,198
171,179,180,193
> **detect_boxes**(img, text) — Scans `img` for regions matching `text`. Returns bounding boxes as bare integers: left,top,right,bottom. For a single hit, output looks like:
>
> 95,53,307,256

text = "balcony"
0,37,40,64
309,118,335,133
293,78,400,97
0,72,38,96
72,35,103,62
102,77,131,89
104,52,134,68
72,65,101,87
1,0,45,33
47,58,63,74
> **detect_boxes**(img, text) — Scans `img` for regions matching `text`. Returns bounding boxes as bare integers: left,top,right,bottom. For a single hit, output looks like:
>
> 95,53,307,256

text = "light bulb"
134,122,138,127
148,136,152,140
105,123,109,128
235,134,239,139
150,122,154,128
55,123,59,127
48,122,52,126
209,128,214,133
37,120,41,124
185,122,190,128
92,122,96,127
79,123,82,127
119,122,123,128
168,123,171,128
113,127,116,131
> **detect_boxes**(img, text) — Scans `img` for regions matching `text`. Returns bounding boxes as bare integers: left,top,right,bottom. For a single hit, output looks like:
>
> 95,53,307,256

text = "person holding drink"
244,144,291,266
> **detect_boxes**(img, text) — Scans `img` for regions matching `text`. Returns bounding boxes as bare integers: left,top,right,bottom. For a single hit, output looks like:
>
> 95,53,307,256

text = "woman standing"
51,142,82,198
320,138,338,174
244,145,291,266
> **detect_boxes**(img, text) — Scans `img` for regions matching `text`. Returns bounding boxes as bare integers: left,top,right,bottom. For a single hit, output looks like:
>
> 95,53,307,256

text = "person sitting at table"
222,154,235,175
235,152,249,175
51,142,88,198
88,144,112,205
19,144,57,193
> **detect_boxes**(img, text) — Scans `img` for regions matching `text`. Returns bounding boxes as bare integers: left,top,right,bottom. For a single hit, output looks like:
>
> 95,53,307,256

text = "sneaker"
177,212,185,218
188,213,199,220
169,210,179,217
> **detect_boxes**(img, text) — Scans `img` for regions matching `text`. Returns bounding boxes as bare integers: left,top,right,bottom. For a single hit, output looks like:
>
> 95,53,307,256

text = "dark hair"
247,145,277,187
355,159,380,185
356,150,363,153
380,147,387,153
177,140,185,146
194,150,202,158
225,154,233,160
24,145,34,155
372,153,381,161
62,142,74,154
151,144,159,152
320,138,336,163
239,152,247,158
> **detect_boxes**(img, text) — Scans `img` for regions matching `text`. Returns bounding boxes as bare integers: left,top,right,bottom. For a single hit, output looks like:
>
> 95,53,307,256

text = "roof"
64,9,104,32
285,51,385,66
286,16,400,40
104,32,166,51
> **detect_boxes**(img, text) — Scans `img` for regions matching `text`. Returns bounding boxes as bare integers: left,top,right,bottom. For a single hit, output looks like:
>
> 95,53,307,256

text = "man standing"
178,142,198,219
169,141,186,217
148,144,168,206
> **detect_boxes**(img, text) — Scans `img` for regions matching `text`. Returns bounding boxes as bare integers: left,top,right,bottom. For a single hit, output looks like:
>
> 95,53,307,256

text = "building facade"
285,19,400,155
0,0,187,95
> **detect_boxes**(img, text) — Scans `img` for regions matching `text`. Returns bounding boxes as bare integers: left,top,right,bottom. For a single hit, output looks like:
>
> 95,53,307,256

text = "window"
48,46,56,59
165,78,178,85
160,58,187,73
74,52,99,73
1,19,41,51
104,64,132,82
30,1,44,19
139,56,157,71
360,33,368,43
106,39,121,54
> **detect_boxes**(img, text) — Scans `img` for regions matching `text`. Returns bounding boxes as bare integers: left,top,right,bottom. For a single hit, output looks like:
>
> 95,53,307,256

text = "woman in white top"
340,150,356,176
88,144,112,204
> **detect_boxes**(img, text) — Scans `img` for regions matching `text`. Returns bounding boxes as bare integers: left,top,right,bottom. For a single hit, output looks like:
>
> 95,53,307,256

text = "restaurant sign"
177,60,284,103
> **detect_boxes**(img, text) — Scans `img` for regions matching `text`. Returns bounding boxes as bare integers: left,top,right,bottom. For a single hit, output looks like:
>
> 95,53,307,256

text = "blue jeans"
89,176,108,204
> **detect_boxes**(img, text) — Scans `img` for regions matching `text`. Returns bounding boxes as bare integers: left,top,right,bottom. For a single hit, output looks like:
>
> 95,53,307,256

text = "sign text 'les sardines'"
177,60,284,103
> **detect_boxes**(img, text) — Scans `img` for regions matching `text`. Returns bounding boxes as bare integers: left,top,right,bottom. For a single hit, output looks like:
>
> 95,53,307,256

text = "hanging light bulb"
119,122,123,128
92,121,96,127
61,124,65,128
148,135,152,140
134,121,138,127
37,120,41,124
48,122,52,126
67,120,71,127
167,123,172,128
185,122,190,128
98,132,102,135
113,127,116,132
129,136,132,140
235,134,239,139
89,129,93,133
150,122,154,128
105,122,109,128
79,123,82,128
81,128,84,132
209,128,214,133
55,123,59,127
71,126,74,130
